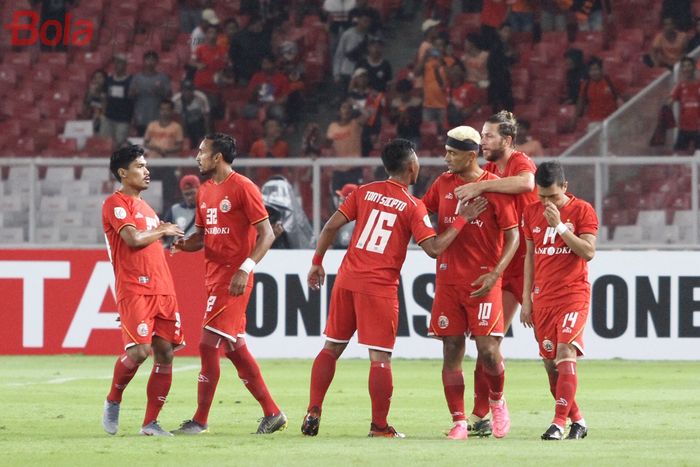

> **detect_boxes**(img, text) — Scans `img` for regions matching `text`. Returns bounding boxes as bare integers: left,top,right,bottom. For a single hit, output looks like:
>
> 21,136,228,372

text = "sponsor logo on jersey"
536,246,572,256
562,327,573,334
137,322,149,337
479,320,488,327
439,263,447,270
135,212,144,219
542,339,554,352
205,226,230,235
438,315,449,329
219,198,231,213
138,276,150,284
113,207,127,219
470,218,484,228
533,226,541,234
445,192,453,200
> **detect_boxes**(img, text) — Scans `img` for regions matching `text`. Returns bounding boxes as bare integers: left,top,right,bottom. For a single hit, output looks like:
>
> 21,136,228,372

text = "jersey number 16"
355,209,397,254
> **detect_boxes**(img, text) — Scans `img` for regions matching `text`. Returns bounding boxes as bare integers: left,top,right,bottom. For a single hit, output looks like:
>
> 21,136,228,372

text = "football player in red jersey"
101,144,185,437
302,138,486,438
171,133,286,435
453,110,538,436
521,160,598,440
424,126,519,440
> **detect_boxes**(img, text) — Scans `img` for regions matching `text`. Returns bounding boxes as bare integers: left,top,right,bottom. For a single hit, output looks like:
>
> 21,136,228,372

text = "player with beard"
453,110,537,437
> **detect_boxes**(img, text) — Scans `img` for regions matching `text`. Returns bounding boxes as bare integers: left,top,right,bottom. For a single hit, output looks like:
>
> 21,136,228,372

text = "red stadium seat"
81,136,114,157
42,136,79,157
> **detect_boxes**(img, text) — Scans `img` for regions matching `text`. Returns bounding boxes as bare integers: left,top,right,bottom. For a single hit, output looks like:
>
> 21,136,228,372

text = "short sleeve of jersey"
578,202,599,236
410,200,436,244
194,189,204,227
491,193,518,230
522,205,533,240
422,180,439,213
338,190,358,221
241,180,269,224
103,195,136,234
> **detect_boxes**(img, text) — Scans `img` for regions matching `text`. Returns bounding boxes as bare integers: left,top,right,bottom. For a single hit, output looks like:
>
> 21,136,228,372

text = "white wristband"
239,258,256,274
555,222,568,235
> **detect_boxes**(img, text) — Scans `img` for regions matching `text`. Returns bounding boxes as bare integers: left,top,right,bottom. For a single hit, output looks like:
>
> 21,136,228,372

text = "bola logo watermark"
4,10,94,47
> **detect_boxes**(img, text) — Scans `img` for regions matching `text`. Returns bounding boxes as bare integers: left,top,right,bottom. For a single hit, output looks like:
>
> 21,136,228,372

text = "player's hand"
170,237,186,255
308,265,326,290
520,300,534,328
158,222,185,238
470,271,499,297
229,270,248,296
459,196,488,221
455,183,482,202
543,201,562,227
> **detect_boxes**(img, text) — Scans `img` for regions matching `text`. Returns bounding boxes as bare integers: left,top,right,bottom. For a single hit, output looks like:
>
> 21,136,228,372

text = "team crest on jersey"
542,339,554,352
113,207,127,219
445,192,453,200
137,322,149,337
438,315,449,329
200,202,206,209
219,198,231,213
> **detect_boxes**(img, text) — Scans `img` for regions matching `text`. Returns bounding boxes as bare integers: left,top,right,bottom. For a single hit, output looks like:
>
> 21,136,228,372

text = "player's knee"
323,341,346,358
128,344,151,363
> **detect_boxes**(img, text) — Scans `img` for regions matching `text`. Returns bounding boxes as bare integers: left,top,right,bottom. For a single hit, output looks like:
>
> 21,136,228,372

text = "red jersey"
484,150,538,272
579,77,620,121
335,180,436,298
671,80,700,131
522,195,598,307
102,191,176,302
423,171,518,285
195,171,269,288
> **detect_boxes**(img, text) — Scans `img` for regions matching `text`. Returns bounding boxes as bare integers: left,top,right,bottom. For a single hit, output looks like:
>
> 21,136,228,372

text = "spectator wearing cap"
101,54,133,148
229,14,272,85
129,51,172,136
356,36,393,92
191,8,220,59
333,183,358,248
417,19,441,65
172,79,211,149
163,174,200,247
333,8,372,98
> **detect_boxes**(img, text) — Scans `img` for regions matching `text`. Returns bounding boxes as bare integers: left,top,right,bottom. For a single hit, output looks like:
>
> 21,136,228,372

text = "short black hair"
381,138,416,175
110,144,145,181
160,98,174,108
587,55,603,69
205,132,237,163
535,161,566,188
486,110,518,143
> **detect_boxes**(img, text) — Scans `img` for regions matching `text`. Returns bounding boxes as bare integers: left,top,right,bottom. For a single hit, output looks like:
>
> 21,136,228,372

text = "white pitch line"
3,364,200,387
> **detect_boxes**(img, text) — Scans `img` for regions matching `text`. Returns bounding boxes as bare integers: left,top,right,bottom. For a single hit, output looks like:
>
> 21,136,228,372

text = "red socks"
553,360,578,427
485,360,505,401
193,342,221,426
472,360,490,418
548,366,582,422
308,348,339,413
369,361,393,428
226,344,280,416
143,363,172,425
107,353,140,403
442,369,466,422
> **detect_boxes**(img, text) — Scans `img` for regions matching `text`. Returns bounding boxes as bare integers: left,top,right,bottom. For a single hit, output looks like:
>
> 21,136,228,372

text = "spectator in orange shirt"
575,56,624,124
647,17,689,70
249,118,290,158
417,32,454,131
668,56,700,151
144,100,184,157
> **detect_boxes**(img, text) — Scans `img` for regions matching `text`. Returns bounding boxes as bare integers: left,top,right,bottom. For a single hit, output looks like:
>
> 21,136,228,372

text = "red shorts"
533,302,589,360
325,285,399,352
118,294,185,350
202,285,252,341
429,284,504,338
501,254,524,302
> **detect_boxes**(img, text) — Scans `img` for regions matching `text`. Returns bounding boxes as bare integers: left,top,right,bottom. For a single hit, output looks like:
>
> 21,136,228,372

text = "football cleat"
256,411,288,434
541,424,564,440
140,421,173,436
171,419,209,435
102,400,120,435
468,419,492,437
301,407,321,436
446,423,468,440
490,399,511,438
368,423,406,438
566,422,588,440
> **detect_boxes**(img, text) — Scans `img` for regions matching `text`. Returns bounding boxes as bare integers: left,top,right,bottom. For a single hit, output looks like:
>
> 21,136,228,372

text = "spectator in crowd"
172,79,211,149
349,0,382,35
575,56,624,125
278,41,305,126
486,30,515,112
646,17,689,70
230,15,272,85
562,48,586,105
662,0,693,32
668,56,700,152
191,8,220,59
333,9,373,98
498,22,520,65
247,54,290,121
302,123,323,157
480,0,513,45
390,79,422,145
217,18,240,50
163,174,200,248
348,68,385,156
250,118,290,158
356,36,393,92
193,24,229,116
515,119,544,156
685,17,700,53
572,0,610,32
179,0,207,33
323,0,357,52
447,63,481,127
326,99,365,188
102,54,133,148
425,0,453,24
418,32,454,131
417,19,441,64
144,100,184,157
540,0,568,32
462,33,489,88
508,0,536,32
130,51,172,136
82,70,107,134
30,0,76,52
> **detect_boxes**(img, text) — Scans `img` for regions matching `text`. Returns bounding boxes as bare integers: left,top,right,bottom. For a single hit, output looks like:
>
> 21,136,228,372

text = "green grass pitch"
1,356,699,466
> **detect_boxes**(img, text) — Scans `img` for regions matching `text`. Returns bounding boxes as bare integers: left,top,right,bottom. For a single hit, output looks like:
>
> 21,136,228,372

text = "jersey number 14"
355,209,397,254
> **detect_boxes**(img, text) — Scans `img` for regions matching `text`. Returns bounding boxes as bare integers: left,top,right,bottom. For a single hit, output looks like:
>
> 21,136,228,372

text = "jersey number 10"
355,209,397,254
